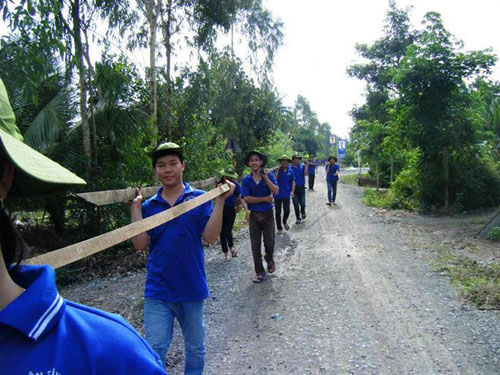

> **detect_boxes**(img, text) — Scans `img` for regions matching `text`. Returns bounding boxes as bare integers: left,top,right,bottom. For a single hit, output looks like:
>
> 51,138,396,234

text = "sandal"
230,247,238,257
252,275,265,283
268,261,276,274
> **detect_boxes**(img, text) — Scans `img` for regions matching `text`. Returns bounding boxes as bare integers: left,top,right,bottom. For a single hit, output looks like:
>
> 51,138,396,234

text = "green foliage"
486,227,500,241
362,188,400,209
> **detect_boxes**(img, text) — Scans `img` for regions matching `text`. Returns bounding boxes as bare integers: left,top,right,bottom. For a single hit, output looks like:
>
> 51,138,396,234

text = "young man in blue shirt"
326,156,340,205
291,154,309,225
306,154,317,191
0,78,166,374
241,151,279,283
273,155,295,234
130,142,235,374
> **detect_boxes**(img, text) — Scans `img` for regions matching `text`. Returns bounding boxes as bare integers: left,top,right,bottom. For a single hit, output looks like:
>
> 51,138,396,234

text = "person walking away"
273,155,295,234
217,165,248,261
0,78,167,374
291,153,309,224
130,142,235,374
241,151,279,283
306,155,317,191
326,156,340,205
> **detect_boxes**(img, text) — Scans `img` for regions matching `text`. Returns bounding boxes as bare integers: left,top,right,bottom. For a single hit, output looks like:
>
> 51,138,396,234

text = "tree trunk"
390,154,394,184
164,0,173,141
148,0,158,147
443,145,449,211
72,0,91,176
83,26,98,179
376,161,380,191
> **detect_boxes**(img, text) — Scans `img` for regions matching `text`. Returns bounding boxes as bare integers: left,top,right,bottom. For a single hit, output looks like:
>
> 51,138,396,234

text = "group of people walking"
0,72,342,374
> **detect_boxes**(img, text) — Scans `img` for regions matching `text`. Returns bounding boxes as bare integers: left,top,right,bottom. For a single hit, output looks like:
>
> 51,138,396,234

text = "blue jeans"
327,180,338,203
292,185,306,219
144,298,205,375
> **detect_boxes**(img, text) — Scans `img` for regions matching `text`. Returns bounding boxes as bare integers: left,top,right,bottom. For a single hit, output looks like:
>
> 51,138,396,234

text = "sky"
1,1,499,140
263,0,500,138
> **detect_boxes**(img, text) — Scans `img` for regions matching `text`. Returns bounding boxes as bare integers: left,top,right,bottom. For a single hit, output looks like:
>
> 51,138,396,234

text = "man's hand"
131,188,143,209
218,180,236,201
290,192,294,199
265,196,273,203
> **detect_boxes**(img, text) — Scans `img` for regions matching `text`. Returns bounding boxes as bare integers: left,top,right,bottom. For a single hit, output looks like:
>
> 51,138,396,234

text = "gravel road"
62,170,499,375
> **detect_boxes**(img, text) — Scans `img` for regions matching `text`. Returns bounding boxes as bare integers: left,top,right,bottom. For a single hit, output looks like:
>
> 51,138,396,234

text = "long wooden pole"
25,184,230,269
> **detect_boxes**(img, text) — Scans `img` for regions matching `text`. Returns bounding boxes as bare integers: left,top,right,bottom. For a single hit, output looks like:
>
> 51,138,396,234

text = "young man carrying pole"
291,153,309,225
130,142,235,374
241,151,279,283
274,155,295,234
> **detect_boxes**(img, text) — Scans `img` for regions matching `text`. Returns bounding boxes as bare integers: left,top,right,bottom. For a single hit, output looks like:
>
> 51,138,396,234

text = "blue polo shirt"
224,180,241,208
274,167,295,199
291,163,306,187
0,265,166,374
326,163,340,181
308,164,317,176
142,183,213,302
241,172,278,212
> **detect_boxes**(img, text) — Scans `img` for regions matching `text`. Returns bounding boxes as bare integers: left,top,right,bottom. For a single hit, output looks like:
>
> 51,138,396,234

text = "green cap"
218,165,238,179
0,78,86,197
277,154,292,162
145,141,183,158
292,152,302,160
303,153,310,159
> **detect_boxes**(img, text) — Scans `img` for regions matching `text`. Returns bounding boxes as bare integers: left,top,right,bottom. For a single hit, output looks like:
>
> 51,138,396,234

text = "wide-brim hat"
218,165,238,179
145,141,183,159
292,152,302,160
0,79,86,197
277,154,292,163
244,150,267,167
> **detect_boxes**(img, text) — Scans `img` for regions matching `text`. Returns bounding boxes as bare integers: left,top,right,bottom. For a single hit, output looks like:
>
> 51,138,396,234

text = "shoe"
277,229,283,234
295,219,301,225
268,261,276,274
230,247,238,257
332,202,337,205
224,252,230,261
253,274,266,283
284,223,290,231
326,202,331,206
302,213,306,220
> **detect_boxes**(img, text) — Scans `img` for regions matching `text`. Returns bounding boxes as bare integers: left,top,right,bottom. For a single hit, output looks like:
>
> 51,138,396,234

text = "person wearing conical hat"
291,152,309,225
217,165,248,260
241,150,279,283
273,155,295,234
0,78,167,374
130,140,235,373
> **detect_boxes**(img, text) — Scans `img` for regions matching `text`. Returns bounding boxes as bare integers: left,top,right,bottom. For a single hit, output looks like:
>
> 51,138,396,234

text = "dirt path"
62,171,499,375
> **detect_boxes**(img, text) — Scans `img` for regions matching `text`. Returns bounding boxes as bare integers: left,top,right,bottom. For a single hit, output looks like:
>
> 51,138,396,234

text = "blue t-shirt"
0,265,166,374
325,163,340,182
241,172,278,212
291,163,306,187
308,164,317,176
273,167,295,199
142,183,213,302
224,180,241,208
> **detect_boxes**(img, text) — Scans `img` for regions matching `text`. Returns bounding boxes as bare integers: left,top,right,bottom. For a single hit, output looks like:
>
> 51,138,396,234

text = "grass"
340,172,369,185
435,254,500,310
486,226,500,241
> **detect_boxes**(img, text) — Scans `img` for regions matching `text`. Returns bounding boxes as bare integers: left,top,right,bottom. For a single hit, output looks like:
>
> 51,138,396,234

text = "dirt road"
62,171,499,375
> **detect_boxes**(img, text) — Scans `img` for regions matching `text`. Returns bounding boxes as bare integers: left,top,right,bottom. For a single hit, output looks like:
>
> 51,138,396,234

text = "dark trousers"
274,198,290,230
327,180,338,203
220,206,236,253
292,185,306,220
249,210,275,276
308,174,315,190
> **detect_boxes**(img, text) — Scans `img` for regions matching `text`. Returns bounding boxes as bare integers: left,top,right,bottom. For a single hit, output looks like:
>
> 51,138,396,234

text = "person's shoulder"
64,301,165,371
241,174,252,183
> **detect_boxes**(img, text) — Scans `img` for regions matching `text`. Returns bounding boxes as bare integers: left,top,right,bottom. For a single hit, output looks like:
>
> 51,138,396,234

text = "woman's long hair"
0,207,27,268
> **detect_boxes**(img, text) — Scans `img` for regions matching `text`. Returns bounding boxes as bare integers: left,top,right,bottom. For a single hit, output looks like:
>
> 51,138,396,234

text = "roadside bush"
391,159,420,210
363,188,399,209
487,226,500,241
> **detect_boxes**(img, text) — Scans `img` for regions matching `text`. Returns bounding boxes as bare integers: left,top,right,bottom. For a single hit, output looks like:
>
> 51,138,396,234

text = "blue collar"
0,265,65,341
152,182,194,207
